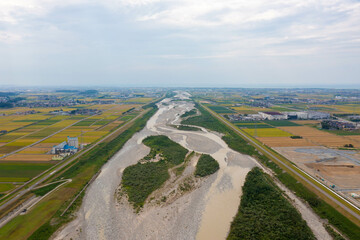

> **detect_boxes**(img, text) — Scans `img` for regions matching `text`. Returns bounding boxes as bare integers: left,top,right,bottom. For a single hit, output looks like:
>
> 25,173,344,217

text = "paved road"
0,109,148,213
201,104,360,222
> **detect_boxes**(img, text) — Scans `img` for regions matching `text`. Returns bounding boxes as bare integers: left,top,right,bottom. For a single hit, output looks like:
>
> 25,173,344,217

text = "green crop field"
206,105,235,114
25,128,62,138
35,120,61,126
265,120,301,127
0,183,15,192
0,163,54,182
235,123,273,129
0,177,29,182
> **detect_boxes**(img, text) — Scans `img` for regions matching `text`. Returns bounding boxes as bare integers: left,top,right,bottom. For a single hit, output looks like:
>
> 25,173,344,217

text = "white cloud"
0,0,359,57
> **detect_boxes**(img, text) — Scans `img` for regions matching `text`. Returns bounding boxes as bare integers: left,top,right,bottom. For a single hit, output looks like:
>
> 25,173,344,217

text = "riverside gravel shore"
52,92,331,240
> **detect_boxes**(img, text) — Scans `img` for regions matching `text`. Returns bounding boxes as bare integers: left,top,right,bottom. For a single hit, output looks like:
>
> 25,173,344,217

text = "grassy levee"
31,182,64,197
227,167,315,240
122,135,188,210
194,154,219,177
0,107,157,240
182,101,360,240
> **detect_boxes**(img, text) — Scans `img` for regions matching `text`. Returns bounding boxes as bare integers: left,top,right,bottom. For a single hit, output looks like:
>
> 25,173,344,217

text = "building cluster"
284,111,330,120
51,136,79,155
258,112,287,120
50,108,101,116
348,115,360,122
227,110,330,122
321,120,357,130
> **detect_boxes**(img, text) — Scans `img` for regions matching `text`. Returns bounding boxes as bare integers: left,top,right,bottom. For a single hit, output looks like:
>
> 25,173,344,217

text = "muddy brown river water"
52,92,330,240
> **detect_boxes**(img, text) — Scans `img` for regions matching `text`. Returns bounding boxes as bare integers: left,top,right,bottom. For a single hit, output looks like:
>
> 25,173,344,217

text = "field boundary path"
200,103,360,222
0,114,97,159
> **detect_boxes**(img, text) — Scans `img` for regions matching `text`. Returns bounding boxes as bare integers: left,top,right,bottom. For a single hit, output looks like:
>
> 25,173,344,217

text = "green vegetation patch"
122,161,169,209
235,123,273,129
325,224,346,240
122,135,188,209
321,129,360,136
175,125,200,131
0,183,15,192
206,105,235,114
181,109,197,118
0,162,53,180
195,154,219,177
227,167,315,240
25,127,62,138
35,120,61,126
93,120,112,125
31,182,64,197
142,135,188,165
265,120,301,126
268,106,295,112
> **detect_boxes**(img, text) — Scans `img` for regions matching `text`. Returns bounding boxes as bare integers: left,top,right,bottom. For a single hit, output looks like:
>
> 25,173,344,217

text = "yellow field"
51,120,78,128
82,131,108,136
34,143,56,148
331,104,360,114
2,154,54,161
231,106,270,113
99,121,123,131
0,102,139,162
18,147,50,154
125,98,153,103
42,137,68,143
243,128,293,137
6,138,41,146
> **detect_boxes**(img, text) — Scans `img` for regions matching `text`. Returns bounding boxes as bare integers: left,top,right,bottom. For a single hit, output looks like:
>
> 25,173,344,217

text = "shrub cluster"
227,167,315,240
194,154,219,177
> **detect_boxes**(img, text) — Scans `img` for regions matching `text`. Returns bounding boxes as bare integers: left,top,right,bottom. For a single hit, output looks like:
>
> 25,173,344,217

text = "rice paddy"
206,105,236,114
0,183,15,192
0,162,54,181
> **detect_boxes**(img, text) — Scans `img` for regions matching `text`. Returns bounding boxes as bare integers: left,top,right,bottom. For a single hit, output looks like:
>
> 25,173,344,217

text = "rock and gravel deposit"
52,91,330,240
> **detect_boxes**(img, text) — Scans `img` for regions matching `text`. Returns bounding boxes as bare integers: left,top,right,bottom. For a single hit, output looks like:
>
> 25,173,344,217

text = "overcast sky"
0,0,359,88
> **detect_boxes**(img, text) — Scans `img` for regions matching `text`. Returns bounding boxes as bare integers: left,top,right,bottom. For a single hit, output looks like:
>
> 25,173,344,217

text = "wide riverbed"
53,92,256,240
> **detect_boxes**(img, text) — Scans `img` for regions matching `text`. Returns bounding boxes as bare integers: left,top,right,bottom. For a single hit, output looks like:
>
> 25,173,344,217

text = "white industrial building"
283,111,330,120
258,111,287,120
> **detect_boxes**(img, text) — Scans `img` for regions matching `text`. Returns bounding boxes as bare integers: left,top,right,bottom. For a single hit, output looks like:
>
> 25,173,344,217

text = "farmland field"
243,128,293,137
231,106,271,113
0,162,54,182
257,137,315,147
279,126,360,148
206,105,235,113
3,154,54,162
235,123,273,128
265,120,301,127
0,183,15,192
